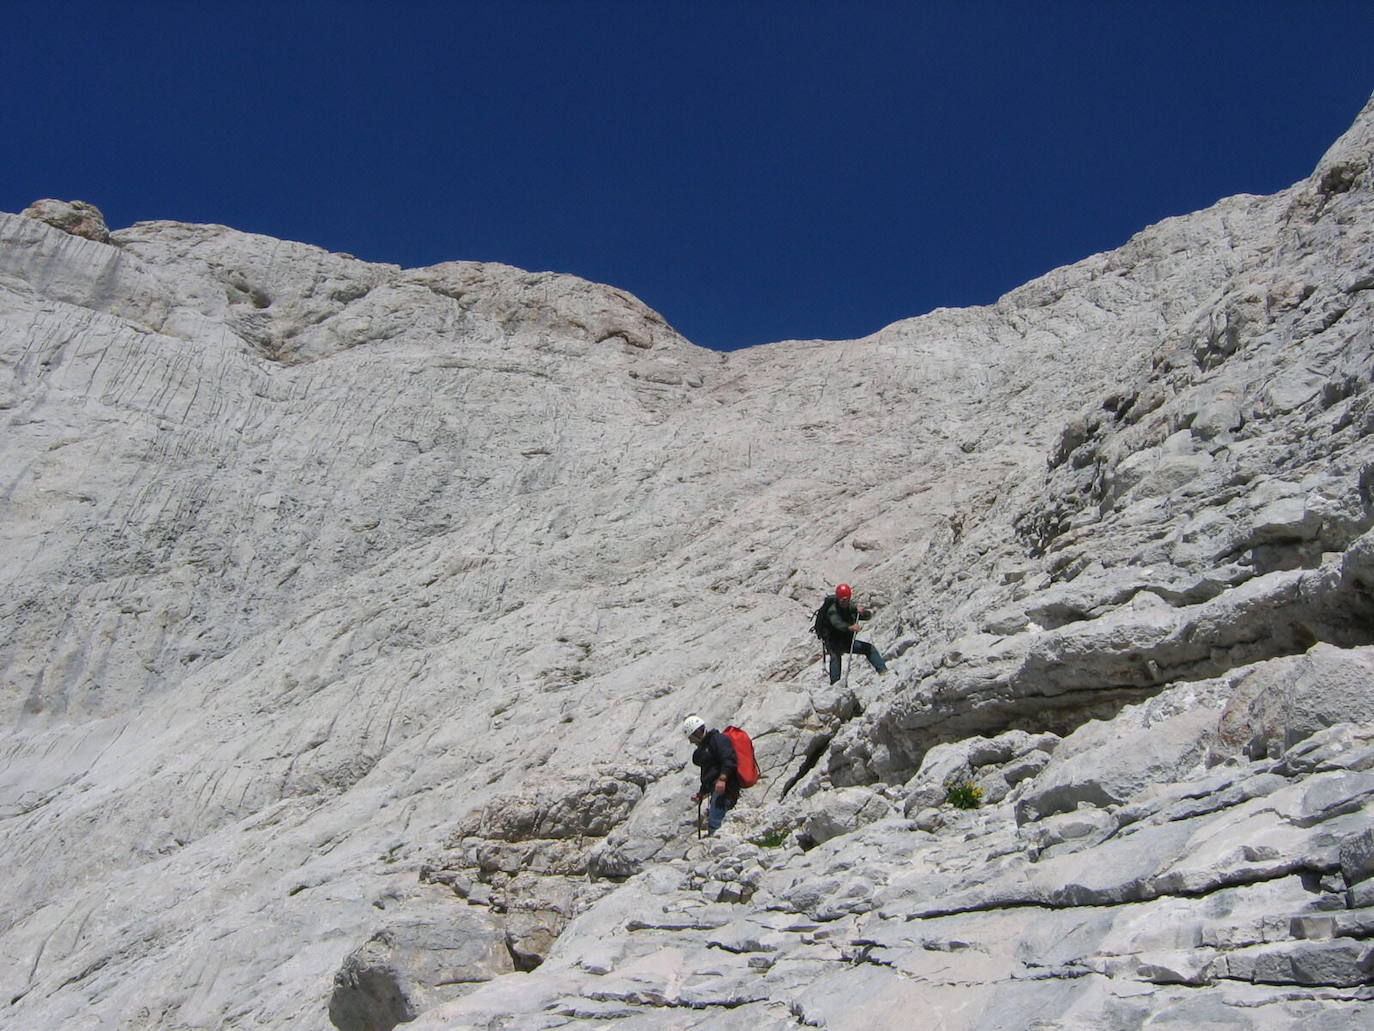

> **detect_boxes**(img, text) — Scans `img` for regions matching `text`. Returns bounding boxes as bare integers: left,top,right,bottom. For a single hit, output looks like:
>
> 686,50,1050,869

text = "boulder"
328,906,513,1031
1019,805,1118,858
1215,644,1374,760
1340,828,1374,886
800,787,895,846
1017,701,1221,822
20,198,111,243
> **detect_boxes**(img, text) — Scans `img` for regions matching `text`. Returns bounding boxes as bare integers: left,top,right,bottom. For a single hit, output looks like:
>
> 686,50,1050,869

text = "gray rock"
898,728,1056,815
1002,748,1052,785
1020,805,1118,858
1217,644,1374,760
328,905,513,1031
974,768,1012,805
705,918,785,954
20,198,111,243
1340,829,1374,886
902,783,948,815
1219,939,1374,988
1273,721,1374,776
1016,700,1220,821
800,787,894,846
3,91,1374,1031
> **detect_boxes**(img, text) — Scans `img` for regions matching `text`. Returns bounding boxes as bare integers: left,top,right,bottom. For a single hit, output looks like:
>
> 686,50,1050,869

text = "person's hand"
714,778,727,796
692,792,703,804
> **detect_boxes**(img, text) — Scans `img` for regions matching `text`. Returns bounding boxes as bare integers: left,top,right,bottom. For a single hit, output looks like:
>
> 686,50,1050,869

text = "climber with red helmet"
815,583,888,684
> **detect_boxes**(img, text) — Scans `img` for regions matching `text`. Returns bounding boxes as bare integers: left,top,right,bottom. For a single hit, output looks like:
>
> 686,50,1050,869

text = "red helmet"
835,583,852,602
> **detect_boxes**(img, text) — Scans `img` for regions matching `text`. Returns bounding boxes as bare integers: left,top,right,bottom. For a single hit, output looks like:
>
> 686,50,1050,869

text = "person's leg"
707,793,737,834
828,649,843,684
854,639,887,673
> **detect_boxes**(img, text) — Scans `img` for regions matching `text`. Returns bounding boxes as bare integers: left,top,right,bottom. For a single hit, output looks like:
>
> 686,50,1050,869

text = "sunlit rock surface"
1,95,1371,1030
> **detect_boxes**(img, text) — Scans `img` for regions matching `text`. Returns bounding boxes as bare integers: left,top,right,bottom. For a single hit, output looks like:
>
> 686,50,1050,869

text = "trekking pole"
847,605,878,686
696,796,704,840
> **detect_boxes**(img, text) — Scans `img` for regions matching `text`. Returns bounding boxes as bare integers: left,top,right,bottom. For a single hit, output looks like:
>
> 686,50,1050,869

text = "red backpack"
723,726,760,788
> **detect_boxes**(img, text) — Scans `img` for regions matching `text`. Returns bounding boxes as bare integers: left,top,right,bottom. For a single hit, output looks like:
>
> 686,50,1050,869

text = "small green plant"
749,828,792,849
944,779,983,810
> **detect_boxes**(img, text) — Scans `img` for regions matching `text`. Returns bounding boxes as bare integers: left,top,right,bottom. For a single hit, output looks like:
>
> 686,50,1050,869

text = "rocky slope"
1,96,1371,1030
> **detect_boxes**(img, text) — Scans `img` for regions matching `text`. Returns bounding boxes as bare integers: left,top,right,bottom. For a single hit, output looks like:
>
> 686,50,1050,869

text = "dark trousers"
828,639,886,684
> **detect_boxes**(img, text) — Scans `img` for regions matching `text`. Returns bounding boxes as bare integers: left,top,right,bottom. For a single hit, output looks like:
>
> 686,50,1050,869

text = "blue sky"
4,2,1372,351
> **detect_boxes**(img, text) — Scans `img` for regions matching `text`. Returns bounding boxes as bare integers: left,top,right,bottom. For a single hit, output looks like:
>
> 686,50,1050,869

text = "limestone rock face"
1,96,1373,1030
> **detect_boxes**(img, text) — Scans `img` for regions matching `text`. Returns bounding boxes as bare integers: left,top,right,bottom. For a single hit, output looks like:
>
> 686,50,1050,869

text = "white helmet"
680,714,706,739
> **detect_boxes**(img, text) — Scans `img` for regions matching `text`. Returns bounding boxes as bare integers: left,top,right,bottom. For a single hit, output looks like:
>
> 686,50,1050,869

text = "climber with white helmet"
681,714,739,836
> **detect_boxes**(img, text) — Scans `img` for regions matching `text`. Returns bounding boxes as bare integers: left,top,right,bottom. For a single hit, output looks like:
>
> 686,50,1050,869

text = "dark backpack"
812,595,836,648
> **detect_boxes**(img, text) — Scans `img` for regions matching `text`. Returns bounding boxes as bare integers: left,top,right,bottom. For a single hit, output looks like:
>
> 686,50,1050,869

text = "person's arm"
834,603,866,632
712,732,738,793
